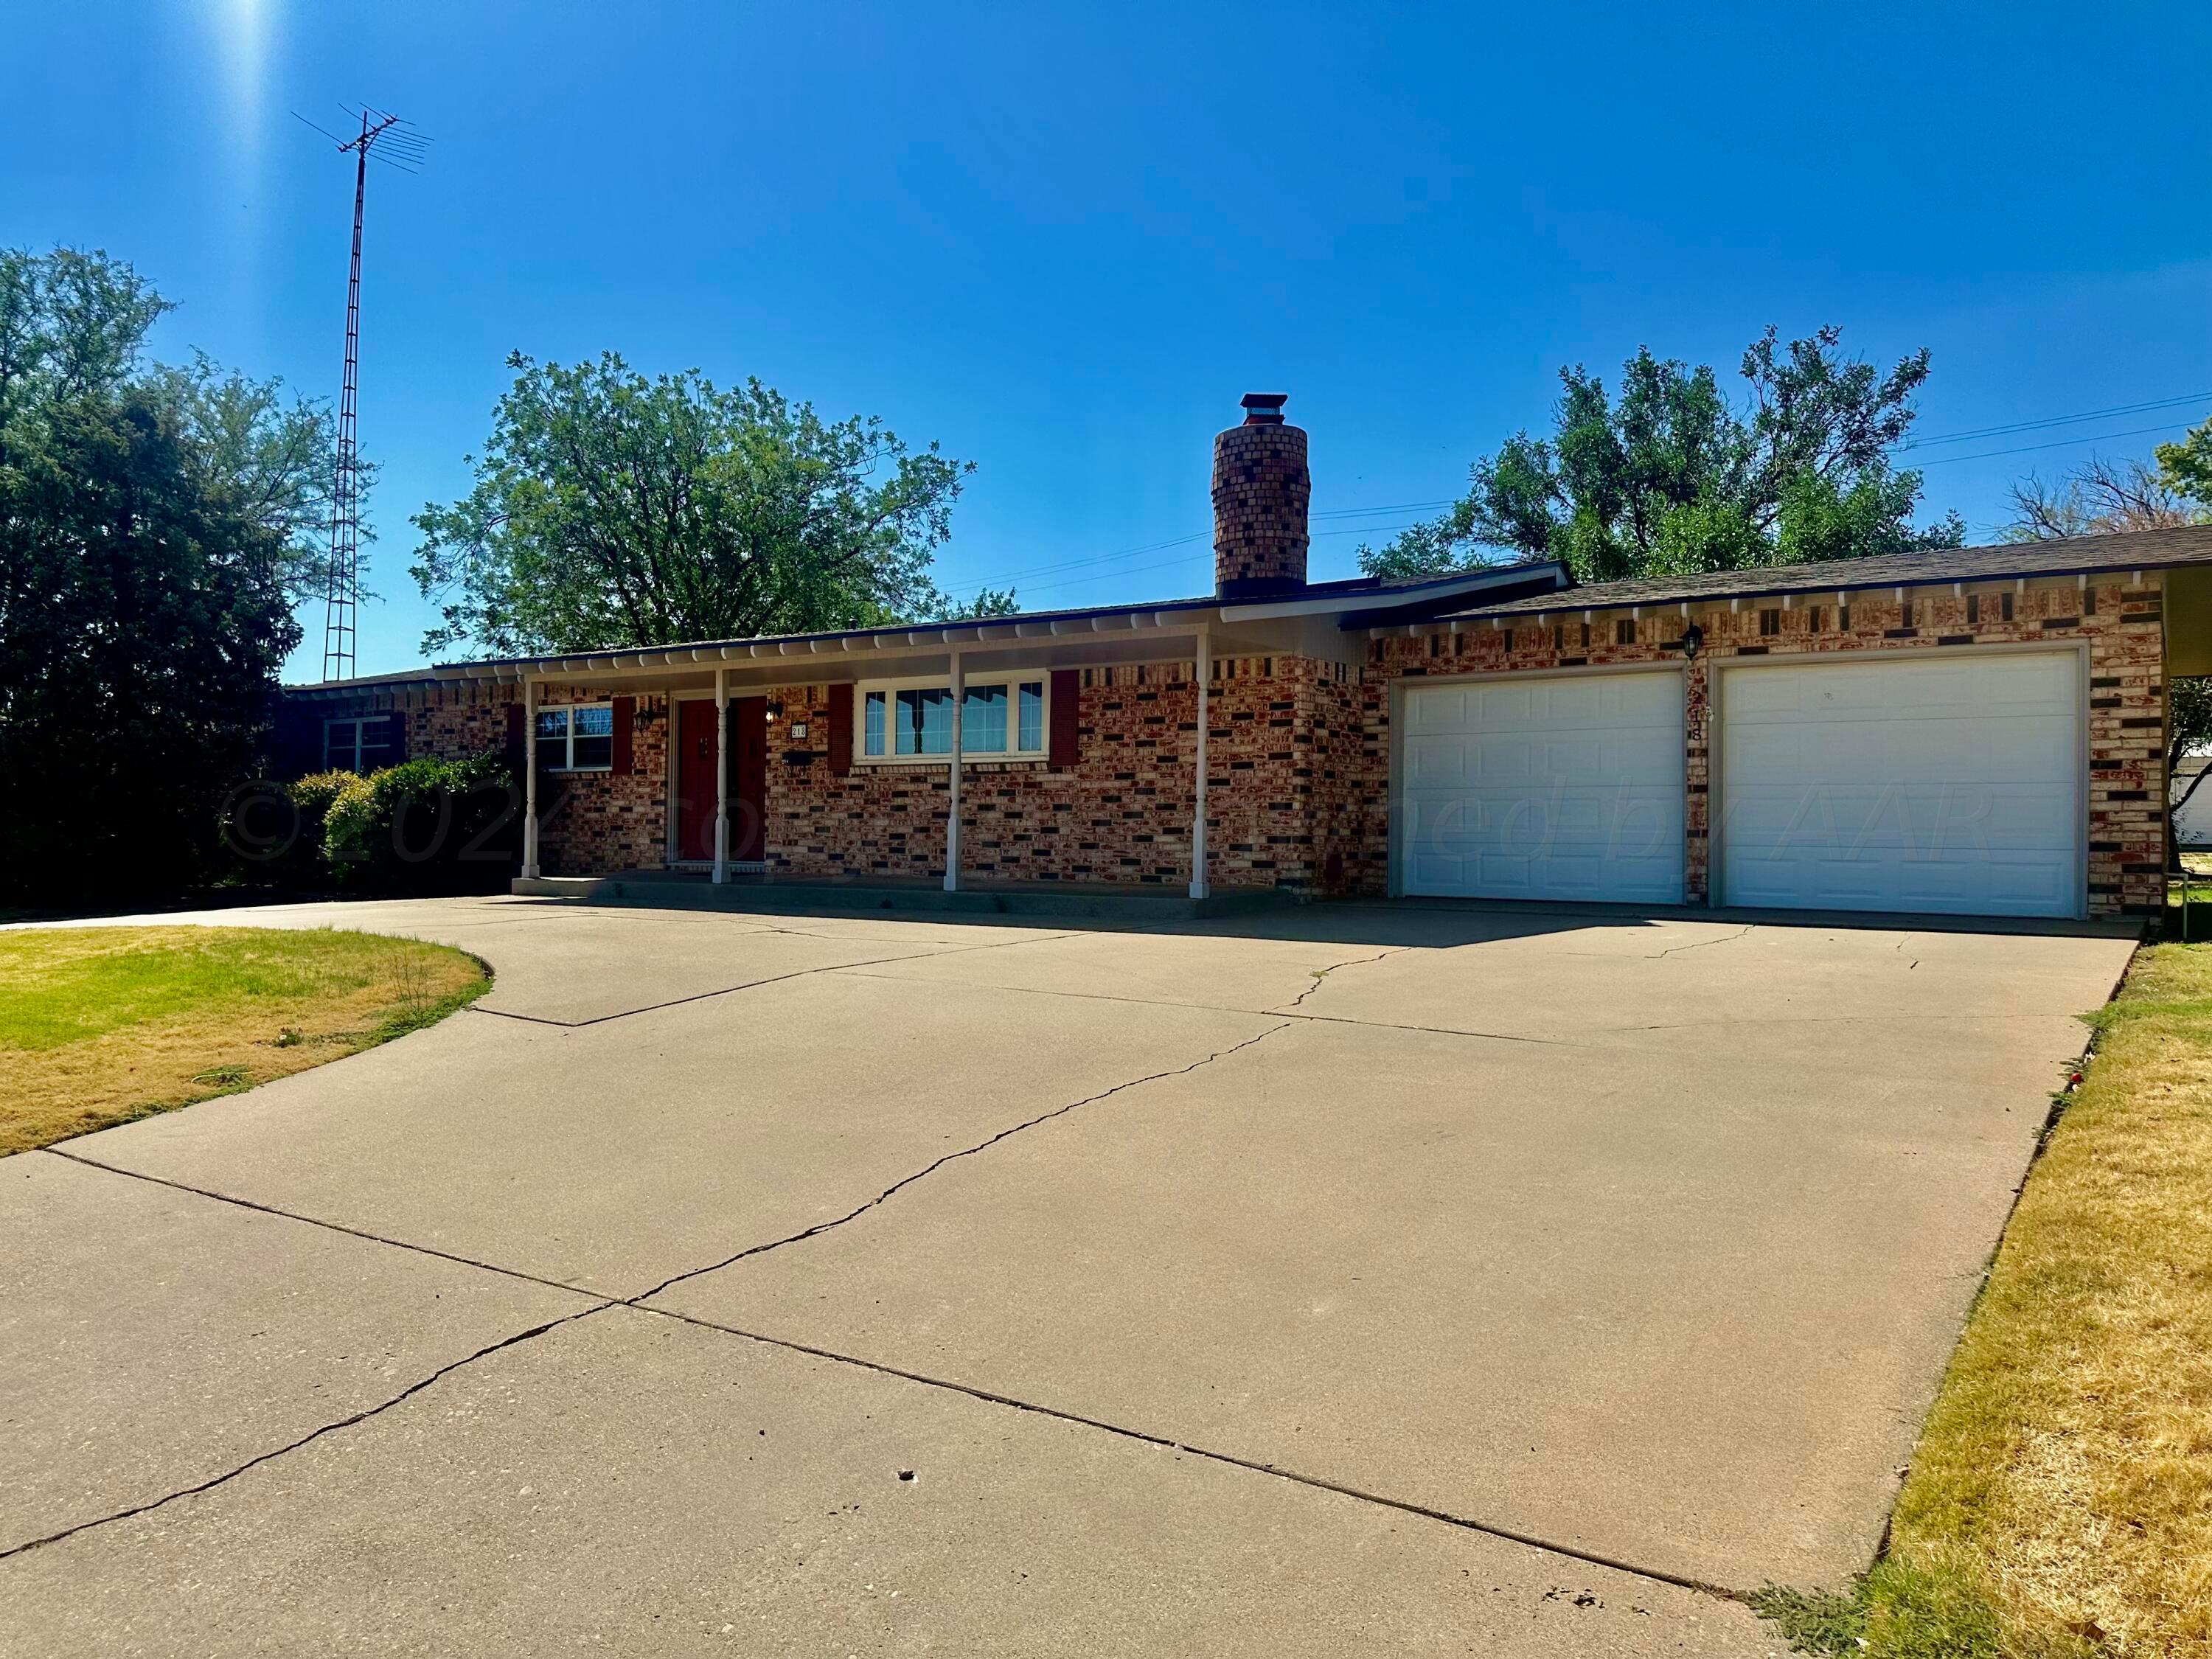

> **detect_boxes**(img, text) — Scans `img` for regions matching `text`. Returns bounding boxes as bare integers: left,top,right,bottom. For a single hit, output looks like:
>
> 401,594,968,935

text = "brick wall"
530,690,670,876
1358,574,2168,914
292,571,2168,914
758,659,1343,891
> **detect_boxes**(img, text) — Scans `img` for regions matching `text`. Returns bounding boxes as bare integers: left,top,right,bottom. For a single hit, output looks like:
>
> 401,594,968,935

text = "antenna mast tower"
310,106,425,681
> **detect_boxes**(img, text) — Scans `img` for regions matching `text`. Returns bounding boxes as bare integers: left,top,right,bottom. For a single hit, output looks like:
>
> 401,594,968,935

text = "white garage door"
1398,671,1686,902
1719,652,2082,919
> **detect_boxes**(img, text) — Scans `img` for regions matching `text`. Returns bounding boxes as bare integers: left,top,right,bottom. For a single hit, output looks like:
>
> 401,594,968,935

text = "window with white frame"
323,717,395,774
535,703,615,771
858,675,1046,761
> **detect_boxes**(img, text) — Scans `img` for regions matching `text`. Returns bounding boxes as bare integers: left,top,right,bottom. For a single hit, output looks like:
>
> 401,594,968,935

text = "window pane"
572,705,613,737
896,686,953,755
536,709,568,770
324,721,356,771
864,690,886,757
570,732,613,769
963,683,1007,752
1018,681,1043,752
357,731,394,771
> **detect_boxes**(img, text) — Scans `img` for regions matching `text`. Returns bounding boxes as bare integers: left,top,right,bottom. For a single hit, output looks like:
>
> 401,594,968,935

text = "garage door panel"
1399,672,1686,903
1406,687,1472,731
1724,782,2076,858
1720,655,2081,919
1405,734,1472,787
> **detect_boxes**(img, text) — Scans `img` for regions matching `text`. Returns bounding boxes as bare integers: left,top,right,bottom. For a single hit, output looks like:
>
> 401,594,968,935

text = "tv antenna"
295,105,430,681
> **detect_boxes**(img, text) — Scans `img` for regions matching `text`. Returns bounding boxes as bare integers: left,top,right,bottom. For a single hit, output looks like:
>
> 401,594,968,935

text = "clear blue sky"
7,1,2209,679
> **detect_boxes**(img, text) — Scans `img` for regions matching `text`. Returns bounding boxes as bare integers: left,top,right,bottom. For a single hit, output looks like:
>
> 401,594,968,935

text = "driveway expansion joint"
641,1304,1751,1604
467,931,1085,1029
38,1149,611,1307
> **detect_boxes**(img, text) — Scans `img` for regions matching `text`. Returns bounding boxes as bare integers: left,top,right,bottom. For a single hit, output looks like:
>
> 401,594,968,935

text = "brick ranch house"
282,394,2212,921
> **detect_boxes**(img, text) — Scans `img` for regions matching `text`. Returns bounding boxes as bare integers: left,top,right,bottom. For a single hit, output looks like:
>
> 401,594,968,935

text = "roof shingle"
1448,524,2212,617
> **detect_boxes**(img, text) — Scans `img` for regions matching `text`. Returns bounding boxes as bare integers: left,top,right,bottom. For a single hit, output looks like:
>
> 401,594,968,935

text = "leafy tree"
2153,415,2212,515
411,352,973,656
1361,327,1964,582
0,246,335,902
924,584,1020,622
0,248,349,602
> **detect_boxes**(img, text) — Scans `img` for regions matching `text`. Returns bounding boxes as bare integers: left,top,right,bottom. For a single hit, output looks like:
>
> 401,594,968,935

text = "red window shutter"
385,711,408,763
611,696,635,774
827,684,854,776
1048,669,1079,768
504,700,525,772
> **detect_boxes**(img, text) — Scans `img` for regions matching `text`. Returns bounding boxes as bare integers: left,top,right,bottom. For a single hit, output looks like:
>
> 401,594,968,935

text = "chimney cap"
1239,392,1289,425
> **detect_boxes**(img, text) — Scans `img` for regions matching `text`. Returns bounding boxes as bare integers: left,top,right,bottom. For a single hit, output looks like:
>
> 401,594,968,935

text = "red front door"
676,697,767,862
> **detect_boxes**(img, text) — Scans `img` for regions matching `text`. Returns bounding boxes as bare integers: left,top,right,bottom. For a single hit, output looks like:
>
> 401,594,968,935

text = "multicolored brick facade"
1357,571,2168,913
749,657,1353,889
291,567,2171,917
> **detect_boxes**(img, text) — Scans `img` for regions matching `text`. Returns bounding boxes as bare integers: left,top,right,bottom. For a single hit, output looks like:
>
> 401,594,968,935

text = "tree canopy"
410,353,975,656
1360,327,1964,583
0,246,338,900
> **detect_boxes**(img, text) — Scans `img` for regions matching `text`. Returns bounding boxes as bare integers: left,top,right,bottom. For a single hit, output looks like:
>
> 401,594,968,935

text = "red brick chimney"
1211,393,1310,598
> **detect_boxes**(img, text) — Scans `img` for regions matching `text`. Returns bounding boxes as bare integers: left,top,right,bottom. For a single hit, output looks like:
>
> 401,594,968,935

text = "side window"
324,717,392,774
570,705,614,770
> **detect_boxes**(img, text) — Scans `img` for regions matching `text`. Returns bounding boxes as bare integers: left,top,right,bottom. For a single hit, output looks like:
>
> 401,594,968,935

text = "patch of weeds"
273,1026,305,1048
1751,1559,2037,1659
189,1063,250,1089
1749,1581,1867,1655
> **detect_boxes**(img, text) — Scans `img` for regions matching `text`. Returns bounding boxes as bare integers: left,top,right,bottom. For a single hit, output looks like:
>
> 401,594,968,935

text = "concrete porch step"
509,872,1298,922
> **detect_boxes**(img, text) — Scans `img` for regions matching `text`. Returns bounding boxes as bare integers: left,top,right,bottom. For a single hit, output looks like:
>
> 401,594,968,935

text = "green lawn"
1756,934,2212,1657
0,926,488,1155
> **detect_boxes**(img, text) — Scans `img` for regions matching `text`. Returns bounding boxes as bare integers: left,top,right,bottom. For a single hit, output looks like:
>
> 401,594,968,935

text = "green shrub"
288,751,518,894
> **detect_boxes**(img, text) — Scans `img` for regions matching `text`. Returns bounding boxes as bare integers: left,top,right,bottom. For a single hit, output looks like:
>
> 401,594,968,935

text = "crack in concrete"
7,1020,1297,1565
1653,925,1756,960
466,931,1084,1029
824,967,1584,1050
627,1020,1295,1304
1274,948,1404,1013
0,1303,616,1562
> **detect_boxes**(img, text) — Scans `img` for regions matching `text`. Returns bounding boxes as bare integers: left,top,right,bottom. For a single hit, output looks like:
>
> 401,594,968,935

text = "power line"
1911,420,2197,467
1904,392,2210,448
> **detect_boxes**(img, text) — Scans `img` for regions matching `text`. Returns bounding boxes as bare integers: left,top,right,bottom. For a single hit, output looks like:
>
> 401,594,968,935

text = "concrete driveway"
0,895,2135,1655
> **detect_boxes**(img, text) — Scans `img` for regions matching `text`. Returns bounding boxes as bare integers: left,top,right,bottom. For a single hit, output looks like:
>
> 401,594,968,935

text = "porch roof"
283,560,1570,699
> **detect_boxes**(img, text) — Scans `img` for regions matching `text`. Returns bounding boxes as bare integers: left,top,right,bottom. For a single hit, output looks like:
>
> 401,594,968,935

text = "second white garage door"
1718,651,2084,919
1398,670,1686,902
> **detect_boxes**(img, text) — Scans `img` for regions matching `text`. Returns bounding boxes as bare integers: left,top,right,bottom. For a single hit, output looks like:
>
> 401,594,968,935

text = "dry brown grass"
0,926,487,1155
1880,939,2212,1655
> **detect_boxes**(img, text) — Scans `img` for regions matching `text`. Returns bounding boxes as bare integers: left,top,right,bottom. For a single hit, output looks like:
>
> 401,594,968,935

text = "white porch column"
521,676,540,879
712,668,729,884
1189,630,1210,900
943,647,964,892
